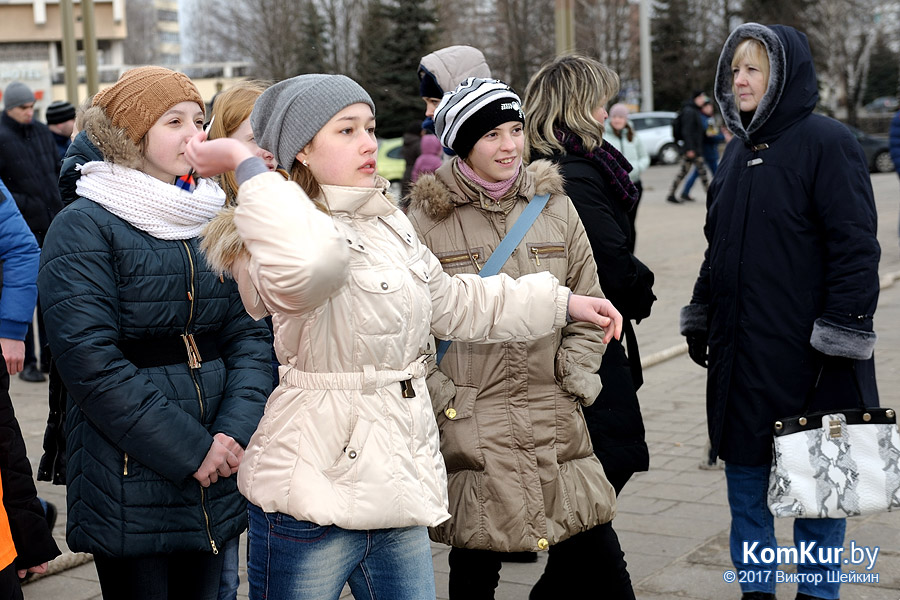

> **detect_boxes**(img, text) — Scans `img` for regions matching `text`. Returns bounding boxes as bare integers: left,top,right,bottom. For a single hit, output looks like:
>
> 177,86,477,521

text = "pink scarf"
458,158,520,201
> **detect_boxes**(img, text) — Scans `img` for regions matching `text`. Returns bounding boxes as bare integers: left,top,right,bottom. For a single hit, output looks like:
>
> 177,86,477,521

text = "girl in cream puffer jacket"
192,74,622,600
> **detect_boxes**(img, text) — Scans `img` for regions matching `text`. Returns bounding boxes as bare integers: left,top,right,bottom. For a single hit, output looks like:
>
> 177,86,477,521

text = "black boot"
741,593,776,600
795,594,834,600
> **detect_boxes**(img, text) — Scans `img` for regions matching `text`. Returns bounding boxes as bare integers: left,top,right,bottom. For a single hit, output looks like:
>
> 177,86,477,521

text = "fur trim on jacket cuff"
810,318,876,360
679,304,708,336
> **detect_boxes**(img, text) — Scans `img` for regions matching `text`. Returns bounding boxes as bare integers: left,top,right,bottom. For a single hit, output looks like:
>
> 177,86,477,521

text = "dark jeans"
0,563,23,600
22,301,48,371
94,551,224,600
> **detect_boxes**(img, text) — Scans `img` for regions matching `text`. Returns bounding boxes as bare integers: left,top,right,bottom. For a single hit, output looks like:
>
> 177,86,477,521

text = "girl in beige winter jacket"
406,77,618,599
187,74,622,600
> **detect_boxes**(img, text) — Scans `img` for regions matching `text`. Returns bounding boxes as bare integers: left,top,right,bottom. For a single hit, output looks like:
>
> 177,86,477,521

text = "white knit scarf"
76,161,226,240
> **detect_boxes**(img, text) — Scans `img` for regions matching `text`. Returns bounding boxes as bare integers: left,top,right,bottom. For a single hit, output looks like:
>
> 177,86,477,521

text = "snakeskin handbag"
767,365,900,518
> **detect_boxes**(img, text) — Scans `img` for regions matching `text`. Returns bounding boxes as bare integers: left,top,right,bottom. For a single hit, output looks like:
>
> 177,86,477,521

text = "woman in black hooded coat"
680,23,880,600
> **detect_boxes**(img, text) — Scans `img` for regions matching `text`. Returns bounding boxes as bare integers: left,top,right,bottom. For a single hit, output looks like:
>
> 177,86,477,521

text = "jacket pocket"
349,266,405,334
437,386,484,472
436,247,484,272
526,242,567,268
323,416,373,480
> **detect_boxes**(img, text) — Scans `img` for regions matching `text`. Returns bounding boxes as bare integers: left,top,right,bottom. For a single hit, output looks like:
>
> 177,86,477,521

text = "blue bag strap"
436,193,551,365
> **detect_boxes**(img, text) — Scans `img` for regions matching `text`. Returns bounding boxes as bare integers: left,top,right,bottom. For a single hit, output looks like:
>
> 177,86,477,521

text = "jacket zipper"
440,252,481,271
530,245,565,266
201,487,219,555
123,452,129,475
182,241,217,554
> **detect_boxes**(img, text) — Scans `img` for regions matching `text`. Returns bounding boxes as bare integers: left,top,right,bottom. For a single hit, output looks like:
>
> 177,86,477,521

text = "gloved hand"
686,334,708,368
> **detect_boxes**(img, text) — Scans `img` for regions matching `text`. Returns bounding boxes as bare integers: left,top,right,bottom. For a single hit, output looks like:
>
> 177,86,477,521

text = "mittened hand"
686,334,708,368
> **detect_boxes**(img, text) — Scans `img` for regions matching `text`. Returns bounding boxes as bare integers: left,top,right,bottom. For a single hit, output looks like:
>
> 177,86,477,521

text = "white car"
628,111,682,165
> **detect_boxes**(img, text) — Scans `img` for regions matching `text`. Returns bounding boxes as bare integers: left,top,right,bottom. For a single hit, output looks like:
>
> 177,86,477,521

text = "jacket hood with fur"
407,158,564,222
714,23,816,145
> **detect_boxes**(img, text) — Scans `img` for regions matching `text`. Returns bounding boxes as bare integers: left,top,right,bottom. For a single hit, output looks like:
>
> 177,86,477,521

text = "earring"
302,159,309,167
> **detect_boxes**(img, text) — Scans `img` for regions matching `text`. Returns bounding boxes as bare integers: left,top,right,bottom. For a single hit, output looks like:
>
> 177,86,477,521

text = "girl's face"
733,60,768,113
297,103,378,188
465,121,524,183
609,114,627,132
142,101,205,182
230,119,277,171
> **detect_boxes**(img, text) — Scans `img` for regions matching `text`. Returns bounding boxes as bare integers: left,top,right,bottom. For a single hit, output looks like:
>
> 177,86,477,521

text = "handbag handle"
798,360,867,416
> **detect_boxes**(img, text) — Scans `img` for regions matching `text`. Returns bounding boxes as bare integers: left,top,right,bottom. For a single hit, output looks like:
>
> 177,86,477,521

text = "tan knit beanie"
92,66,205,143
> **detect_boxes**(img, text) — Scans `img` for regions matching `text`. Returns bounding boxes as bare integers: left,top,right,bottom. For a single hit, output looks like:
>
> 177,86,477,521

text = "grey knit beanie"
251,74,375,171
3,81,35,110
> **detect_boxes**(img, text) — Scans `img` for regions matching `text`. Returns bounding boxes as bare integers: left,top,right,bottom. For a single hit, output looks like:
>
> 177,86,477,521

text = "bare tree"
575,0,637,86
493,0,554,92
806,0,878,123
319,0,368,77
123,0,159,64
185,0,332,81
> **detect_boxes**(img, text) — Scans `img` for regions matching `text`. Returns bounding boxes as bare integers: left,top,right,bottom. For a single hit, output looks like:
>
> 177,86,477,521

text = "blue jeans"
246,504,435,600
217,535,240,600
725,463,845,598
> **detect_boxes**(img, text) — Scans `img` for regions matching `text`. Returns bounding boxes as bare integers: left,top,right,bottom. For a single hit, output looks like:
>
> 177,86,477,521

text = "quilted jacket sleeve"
554,197,607,403
234,172,350,317
0,186,40,341
38,208,216,483
421,243,569,344
209,288,272,448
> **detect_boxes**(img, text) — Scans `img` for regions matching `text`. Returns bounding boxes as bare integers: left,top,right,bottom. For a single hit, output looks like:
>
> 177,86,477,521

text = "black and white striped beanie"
433,77,524,159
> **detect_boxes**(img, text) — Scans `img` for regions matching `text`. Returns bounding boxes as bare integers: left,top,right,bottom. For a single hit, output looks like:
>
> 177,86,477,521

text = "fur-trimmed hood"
406,158,565,222
714,23,817,145
80,105,144,170
200,205,244,276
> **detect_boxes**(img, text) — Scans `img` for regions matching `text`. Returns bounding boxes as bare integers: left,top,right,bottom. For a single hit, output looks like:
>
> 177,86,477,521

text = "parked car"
628,111,682,165
843,124,894,173
862,96,899,114
377,137,406,196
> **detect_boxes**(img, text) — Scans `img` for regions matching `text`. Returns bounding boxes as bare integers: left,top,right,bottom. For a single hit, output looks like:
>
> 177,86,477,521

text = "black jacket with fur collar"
681,23,880,465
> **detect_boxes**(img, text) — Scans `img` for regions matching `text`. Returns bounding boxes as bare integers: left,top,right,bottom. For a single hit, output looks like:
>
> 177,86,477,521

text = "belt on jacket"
279,357,427,398
120,333,220,369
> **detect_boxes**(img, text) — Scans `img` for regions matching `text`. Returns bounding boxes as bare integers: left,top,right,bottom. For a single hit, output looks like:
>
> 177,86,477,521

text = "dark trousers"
22,301,48,371
531,522,635,600
94,551,224,600
447,547,502,600
0,563,23,600
447,520,635,600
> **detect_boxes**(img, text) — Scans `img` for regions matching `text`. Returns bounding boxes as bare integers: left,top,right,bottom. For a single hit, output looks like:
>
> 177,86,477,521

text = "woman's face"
297,103,378,188
733,60,768,113
230,119,277,171
591,103,609,124
465,121,524,183
609,114,627,132
142,101,205,182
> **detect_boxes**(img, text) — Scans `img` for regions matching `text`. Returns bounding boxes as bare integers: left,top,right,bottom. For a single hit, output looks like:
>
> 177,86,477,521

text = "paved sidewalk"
18,166,900,599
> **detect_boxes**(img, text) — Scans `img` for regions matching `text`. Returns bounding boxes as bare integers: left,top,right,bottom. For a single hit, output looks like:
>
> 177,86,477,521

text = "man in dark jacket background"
0,82,63,383
666,90,711,204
